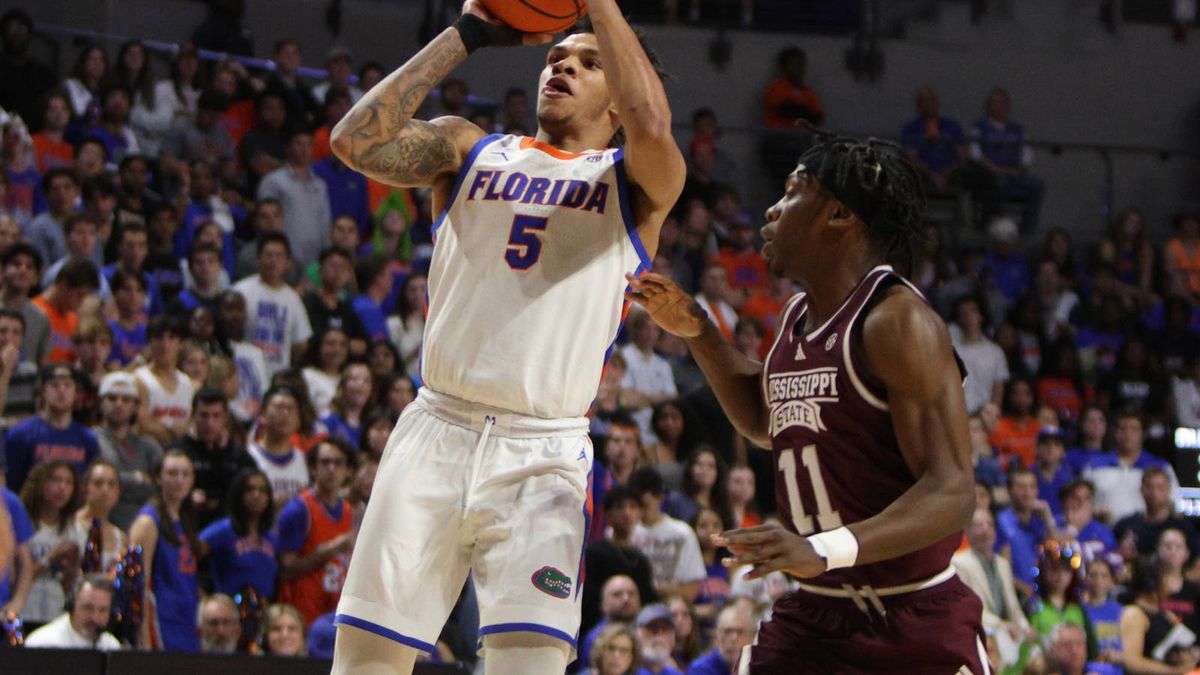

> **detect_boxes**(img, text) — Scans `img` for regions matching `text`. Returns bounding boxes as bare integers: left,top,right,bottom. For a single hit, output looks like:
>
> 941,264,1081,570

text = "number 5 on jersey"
505,214,549,270
779,445,843,535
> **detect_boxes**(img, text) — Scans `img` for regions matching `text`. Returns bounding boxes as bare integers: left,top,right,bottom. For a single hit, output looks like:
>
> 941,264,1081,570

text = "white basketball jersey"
422,134,650,419
133,366,194,431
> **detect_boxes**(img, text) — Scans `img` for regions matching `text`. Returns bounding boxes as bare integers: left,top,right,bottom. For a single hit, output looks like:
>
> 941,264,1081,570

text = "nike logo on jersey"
467,170,610,214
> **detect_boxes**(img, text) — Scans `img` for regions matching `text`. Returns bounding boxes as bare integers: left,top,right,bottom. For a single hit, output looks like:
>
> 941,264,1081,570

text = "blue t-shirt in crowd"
975,455,1006,488
900,116,965,173
685,648,731,675
102,264,164,317
0,489,34,605
351,295,389,342
5,165,46,218
4,415,100,491
313,157,370,236
971,118,1026,169
198,518,279,600
319,412,362,449
1037,464,1075,519
995,506,1047,587
87,126,134,165
108,318,148,366
139,505,200,652
982,250,1030,303
1083,598,1124,656
1064,446,1103,476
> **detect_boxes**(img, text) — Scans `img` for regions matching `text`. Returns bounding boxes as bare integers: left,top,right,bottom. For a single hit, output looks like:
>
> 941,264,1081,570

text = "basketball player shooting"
328,1,685,674
627,133,990,673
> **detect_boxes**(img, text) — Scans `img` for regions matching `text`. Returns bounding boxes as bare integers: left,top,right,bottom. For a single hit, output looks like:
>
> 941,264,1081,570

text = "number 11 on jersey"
779,445,843,535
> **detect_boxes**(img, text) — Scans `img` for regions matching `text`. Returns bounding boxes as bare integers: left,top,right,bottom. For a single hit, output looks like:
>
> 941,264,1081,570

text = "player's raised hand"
461,0,556,47
713,521,827,580
625,272,707,338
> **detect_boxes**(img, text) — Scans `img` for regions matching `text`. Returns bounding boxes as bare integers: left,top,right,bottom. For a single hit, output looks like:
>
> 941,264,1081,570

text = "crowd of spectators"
0,5,1199,674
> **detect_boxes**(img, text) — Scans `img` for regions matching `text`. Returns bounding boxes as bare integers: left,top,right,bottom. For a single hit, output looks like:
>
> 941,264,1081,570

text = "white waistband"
415,388,589,439
795,564,957,599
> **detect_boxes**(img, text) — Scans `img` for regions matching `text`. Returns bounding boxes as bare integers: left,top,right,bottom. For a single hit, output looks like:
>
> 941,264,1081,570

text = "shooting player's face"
536,33,613,131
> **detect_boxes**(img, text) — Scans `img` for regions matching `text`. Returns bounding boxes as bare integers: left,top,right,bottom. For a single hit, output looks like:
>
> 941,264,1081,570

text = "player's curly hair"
798,127,927,273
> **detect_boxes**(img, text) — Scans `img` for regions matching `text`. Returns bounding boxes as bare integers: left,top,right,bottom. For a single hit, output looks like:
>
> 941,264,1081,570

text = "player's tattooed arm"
330,28,484,187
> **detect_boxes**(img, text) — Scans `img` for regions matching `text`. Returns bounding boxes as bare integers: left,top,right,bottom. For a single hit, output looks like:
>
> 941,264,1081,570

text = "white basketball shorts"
335,387,594,657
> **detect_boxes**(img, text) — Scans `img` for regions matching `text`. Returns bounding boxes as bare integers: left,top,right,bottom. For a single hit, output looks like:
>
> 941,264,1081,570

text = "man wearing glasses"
277,437,357,625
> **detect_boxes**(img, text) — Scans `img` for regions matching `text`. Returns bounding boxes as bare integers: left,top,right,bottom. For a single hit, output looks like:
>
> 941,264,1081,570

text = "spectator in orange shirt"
33,258,99,364
989,375,1041,469
762,47,824,129
30,90,74,172
211,63,255,146
713,218,767,299
761,46,823,185
312,88,352,163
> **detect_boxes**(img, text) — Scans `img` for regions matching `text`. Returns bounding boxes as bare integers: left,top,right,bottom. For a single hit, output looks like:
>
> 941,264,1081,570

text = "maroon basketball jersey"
762,265,959,588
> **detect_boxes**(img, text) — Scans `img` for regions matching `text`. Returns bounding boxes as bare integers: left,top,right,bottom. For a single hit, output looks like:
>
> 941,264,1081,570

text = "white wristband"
807,526,859,571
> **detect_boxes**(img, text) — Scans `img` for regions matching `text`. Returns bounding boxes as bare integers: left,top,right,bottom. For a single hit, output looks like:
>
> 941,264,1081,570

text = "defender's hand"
714,521,828,580
461,0,556,46
625,272,707,339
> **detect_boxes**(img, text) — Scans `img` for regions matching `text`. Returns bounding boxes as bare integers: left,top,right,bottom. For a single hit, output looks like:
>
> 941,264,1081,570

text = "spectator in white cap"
981,215,1031,306
93,370,164,529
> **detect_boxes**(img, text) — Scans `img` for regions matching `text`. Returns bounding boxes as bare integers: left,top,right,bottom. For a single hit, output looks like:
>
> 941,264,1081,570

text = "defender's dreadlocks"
798,128,927,273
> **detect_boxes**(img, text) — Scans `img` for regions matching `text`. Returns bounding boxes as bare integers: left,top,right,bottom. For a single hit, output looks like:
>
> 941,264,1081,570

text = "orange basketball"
479,0,588,34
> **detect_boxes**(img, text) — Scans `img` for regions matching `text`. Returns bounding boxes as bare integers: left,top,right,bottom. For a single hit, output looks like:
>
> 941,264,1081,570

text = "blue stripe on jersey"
431,133,504,242
334,613,436,652
478,622,577,651
610,149,652,271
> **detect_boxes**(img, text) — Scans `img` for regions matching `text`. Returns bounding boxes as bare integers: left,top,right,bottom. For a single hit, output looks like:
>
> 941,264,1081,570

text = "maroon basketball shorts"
740,573,990,674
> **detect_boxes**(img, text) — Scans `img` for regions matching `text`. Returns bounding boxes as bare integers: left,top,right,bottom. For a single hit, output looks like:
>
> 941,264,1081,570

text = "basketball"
478,0,588,35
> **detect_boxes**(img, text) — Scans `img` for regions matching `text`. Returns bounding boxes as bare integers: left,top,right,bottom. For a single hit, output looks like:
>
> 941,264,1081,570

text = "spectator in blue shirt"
199,467,278,600
86,85,140,168
1057,479,1115,566
900,86,966,197
0,486,35,618
351,254,391,342
318,362,372,448
982,216,1031,306
1080,558,1123,666
996,466,1057,598
312,91,369,237
101,224,163,316
967,87,1045,235
1034,426,1074,518
685,603,755,675
5,363,100,491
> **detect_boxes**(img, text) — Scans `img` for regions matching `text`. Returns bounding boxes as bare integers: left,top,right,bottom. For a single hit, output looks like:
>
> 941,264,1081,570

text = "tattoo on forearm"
334,30,466,184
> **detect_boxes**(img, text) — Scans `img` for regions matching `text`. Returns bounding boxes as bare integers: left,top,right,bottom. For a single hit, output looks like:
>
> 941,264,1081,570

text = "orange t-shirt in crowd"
221,99,256,145
989,416,1040,469
313,125,332,162
31,133,75,172
762,77,825,129
279,489,354,625
1037,377,1086,423
33,294,78,363
713,248,769,294
1167,237,1200,294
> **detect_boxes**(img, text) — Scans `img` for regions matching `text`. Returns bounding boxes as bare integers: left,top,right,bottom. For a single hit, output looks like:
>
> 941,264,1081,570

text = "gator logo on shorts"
531,566,572,599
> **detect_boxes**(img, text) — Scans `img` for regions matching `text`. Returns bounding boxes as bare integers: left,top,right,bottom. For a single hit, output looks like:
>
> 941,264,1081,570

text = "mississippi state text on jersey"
763,265,962,588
